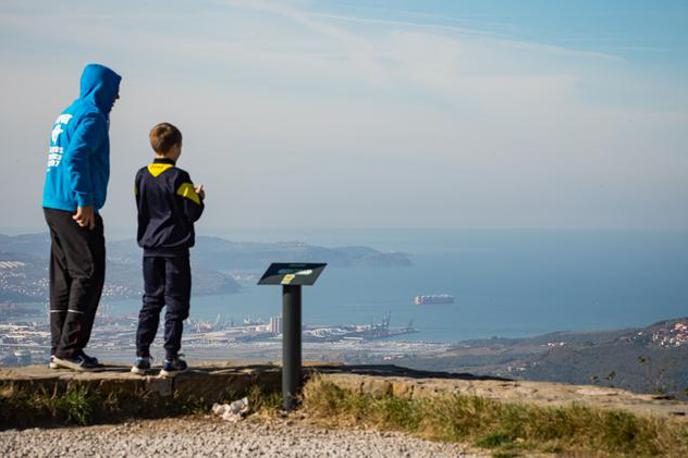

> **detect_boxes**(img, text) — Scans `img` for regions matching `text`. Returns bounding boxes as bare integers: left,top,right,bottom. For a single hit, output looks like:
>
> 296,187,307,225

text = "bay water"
109,229,688,343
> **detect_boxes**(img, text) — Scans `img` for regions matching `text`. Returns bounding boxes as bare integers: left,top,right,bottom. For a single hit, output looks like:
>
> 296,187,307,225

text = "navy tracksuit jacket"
134,157,204,359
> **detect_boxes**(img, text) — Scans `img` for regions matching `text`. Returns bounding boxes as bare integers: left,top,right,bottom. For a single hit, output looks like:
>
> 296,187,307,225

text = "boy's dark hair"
149,122,182,155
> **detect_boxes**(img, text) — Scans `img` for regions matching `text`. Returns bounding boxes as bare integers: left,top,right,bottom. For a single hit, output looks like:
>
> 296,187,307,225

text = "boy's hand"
73,206,96,230
195,184,205,200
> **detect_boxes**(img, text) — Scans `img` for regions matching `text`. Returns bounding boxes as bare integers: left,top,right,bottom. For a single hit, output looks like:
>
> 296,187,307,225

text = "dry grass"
0,383,210,428
247,384,283,417
302,377,688,457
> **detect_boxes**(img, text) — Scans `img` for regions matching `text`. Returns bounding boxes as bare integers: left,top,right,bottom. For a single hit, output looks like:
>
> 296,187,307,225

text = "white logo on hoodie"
47,114,73,169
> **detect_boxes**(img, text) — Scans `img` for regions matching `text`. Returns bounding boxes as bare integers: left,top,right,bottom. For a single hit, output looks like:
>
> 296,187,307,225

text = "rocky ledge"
1,362,686,428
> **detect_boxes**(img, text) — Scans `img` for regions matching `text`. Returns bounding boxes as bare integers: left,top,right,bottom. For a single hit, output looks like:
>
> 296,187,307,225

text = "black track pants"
44,208,105,359
135,255,191,360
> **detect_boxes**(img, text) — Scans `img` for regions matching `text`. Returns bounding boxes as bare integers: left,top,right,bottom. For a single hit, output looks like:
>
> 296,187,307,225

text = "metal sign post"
258,262,327,411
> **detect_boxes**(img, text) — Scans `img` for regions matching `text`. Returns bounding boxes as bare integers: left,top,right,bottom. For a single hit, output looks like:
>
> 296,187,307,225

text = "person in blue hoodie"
42,63,121,371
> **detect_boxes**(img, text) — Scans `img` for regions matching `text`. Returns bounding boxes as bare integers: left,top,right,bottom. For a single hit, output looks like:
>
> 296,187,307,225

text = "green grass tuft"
248,384,283,416
475,430,513,448
52,385,95,426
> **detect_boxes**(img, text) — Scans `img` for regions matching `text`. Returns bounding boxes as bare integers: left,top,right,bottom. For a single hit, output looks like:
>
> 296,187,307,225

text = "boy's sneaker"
52,354,99,372
131,356,153,375
48,355,59,369
160,356,187,377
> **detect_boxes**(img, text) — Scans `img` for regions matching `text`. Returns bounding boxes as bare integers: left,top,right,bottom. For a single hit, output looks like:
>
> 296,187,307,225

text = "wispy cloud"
0,0,686,229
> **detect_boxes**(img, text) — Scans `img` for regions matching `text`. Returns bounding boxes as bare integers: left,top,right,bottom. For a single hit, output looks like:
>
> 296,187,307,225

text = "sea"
108,229,688,344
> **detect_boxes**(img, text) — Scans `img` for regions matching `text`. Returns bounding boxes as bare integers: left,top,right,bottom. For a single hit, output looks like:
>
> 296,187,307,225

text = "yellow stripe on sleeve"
176,182,201,205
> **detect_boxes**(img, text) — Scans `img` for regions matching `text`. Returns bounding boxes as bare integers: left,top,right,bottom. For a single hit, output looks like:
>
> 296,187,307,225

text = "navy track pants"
135,255,191,360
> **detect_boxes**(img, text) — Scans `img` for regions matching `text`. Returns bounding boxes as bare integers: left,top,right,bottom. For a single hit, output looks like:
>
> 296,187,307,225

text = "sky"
1,0,687,232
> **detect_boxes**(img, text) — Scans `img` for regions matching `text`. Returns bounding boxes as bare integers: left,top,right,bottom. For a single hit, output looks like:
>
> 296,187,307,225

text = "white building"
269,315,283,335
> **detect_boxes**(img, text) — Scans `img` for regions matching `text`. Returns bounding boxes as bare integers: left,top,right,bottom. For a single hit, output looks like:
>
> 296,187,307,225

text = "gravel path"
0,417,482,457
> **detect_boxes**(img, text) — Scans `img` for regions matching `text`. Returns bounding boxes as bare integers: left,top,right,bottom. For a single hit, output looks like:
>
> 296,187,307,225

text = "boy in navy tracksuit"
131,123,205,376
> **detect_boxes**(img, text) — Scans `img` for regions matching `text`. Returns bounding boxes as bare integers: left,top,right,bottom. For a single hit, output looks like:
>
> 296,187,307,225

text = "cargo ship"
414,294,454,305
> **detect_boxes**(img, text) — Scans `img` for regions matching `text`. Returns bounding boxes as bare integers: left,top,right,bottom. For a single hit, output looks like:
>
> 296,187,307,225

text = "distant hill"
0,233,411,268
519,319,688,397
107,236,412,269
0,233,410,302
0,248,239,302
377,318,688,398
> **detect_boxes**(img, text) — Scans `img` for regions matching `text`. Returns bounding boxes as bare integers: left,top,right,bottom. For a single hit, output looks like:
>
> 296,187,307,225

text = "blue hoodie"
42,64,121,212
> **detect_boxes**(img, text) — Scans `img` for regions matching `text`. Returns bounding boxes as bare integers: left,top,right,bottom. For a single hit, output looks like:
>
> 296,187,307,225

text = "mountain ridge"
0,232,411,301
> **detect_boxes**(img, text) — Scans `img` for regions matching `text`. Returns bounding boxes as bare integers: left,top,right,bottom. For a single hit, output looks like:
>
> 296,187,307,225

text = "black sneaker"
78,351,99,366
52,354,99,372
131,356,153,375
160,356,187,377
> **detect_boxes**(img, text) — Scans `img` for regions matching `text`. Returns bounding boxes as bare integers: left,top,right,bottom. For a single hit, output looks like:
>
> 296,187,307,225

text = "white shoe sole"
49,362,59,369
52,357,95,372
159,368,187,378
130,366,149,375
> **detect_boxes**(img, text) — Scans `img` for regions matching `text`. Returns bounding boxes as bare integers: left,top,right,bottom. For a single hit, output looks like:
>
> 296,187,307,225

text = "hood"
79,63,122,114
